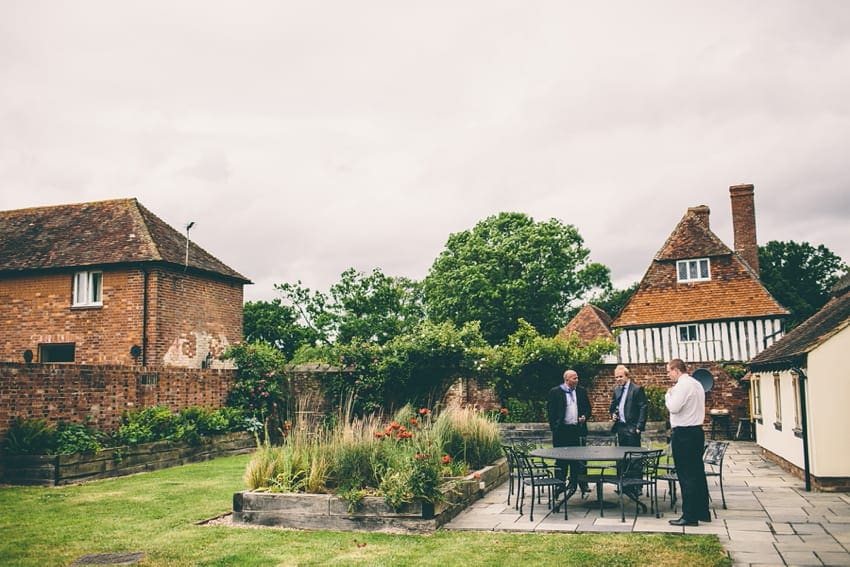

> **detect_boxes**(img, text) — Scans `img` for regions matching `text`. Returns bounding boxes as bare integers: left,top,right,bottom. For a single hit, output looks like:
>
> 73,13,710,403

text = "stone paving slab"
442,441,850,566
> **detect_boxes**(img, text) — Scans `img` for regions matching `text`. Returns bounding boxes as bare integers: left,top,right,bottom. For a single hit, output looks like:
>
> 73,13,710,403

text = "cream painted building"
748,273,850,491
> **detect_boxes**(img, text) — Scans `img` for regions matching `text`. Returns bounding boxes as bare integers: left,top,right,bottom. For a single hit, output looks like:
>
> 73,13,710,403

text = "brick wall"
0,362,235,440
0,267,243,368
148,268,243,368
441,362,751,429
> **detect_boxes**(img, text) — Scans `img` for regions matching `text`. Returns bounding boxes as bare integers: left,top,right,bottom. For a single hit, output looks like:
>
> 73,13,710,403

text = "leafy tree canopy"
422,212,611,345
565,281,639,322
242,299,320,360
273,268,424,348
758,240,848,329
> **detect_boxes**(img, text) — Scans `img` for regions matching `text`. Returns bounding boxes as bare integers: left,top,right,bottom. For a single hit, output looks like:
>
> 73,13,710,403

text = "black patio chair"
516,451,569,521
599,449,663,522
703,440,729,510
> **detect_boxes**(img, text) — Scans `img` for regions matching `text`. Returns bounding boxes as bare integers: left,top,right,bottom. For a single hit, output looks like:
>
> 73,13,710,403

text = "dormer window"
73,271,103,307
677,258,710,282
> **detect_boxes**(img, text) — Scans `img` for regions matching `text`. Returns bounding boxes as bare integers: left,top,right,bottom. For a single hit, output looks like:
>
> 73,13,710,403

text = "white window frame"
677,324,699,343
73,271,103,307
751,374,762,420
677,258,711,283
773,373,782,429
792,373,802,432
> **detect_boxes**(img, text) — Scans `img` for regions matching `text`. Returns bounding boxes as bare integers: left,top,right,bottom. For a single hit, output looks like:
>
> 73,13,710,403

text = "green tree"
273,269,424,348
481,319,617,420
330,268,424,345
379,320,489,409
423,212,611,345
758,240,848,329
242,299,320,360
319,321,489,416
565,282,639,322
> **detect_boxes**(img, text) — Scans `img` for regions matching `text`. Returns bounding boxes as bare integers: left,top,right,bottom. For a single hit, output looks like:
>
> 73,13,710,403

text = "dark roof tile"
0,198,250,282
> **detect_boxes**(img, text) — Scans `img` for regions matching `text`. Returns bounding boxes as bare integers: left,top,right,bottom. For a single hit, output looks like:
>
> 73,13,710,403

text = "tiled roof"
655,208,731,260
0,198,250,282
749,281,850,371
559,304,614,343
612,208,787,327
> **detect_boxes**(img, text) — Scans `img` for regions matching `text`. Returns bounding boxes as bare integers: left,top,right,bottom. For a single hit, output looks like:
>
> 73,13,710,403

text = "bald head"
563,369,578,389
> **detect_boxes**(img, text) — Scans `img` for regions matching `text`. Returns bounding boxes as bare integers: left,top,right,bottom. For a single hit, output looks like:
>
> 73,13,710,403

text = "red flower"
441,455,452,464
409,417,418,426
473,473,482,479
390,421,401,430
418,408,430,416
500,408,509,415
374,431,385,438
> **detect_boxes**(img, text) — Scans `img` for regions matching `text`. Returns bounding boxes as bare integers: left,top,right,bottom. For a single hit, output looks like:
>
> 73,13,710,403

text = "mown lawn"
0,454,731,566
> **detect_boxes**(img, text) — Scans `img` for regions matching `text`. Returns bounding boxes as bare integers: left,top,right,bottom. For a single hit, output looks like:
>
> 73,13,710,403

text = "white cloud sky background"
2,1,849,303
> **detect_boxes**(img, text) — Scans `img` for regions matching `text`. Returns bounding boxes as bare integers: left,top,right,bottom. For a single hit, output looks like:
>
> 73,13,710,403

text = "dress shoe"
668,517,698,527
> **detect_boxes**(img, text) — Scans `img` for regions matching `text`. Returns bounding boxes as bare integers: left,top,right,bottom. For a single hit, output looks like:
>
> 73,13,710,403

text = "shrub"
55,423,102,455
644,385,668,422
115,406,179,446
222,342,289,436
1,417,56,455
501,397,544,422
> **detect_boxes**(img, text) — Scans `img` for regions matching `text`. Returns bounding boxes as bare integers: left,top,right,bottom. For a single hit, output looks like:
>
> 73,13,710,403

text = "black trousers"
671,425,710,521
614,421,642,448
552,423,587,486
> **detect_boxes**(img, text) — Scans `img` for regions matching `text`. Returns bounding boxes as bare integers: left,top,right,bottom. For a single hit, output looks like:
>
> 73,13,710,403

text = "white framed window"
677,258,711,282
678,324,699,342
751,375,762,419
792,373,802,431
73,271,103,307
773,373,782,429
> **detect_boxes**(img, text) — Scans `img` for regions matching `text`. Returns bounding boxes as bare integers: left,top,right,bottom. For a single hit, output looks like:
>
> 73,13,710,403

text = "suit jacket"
609,381,648,433
547,384,591,437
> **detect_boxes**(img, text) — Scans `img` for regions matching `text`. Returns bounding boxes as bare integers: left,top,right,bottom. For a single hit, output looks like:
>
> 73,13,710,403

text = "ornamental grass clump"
242,400,501,511
431,404,503,470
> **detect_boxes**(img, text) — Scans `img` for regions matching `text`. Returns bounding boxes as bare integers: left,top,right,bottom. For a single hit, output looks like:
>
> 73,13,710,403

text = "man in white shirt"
664,358,711,526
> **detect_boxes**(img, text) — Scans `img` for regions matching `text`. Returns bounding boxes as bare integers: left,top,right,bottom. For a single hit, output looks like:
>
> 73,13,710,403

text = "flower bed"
1,431,254,486
232,457,507,534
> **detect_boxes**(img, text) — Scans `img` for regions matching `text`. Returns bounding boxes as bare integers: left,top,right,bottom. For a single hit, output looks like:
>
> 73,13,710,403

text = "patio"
445,441,850,566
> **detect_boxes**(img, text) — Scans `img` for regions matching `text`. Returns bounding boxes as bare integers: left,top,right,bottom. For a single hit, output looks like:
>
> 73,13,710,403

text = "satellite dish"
693,368,714,392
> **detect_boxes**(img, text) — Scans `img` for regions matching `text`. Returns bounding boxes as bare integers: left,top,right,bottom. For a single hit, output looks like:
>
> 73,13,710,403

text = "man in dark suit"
546,368,592,495
609,364,648,447
609,364,649,497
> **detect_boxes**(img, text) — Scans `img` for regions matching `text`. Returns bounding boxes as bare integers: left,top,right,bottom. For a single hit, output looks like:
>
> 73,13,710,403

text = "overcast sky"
2,1,849,303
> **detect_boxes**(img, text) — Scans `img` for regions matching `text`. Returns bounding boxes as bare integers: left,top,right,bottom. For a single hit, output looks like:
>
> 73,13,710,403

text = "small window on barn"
39,343,75,363
72,271,103,307
773,373,782,430
678,324,699,342
676,258,710,283
751,374,762,421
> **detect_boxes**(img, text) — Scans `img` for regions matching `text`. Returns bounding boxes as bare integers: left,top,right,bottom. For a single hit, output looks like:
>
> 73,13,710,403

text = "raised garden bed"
232,457,508,534
1,431,254,486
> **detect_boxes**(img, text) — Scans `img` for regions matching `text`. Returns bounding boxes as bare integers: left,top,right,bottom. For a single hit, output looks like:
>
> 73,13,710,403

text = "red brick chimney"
729,184,759,275
688,205,710,229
